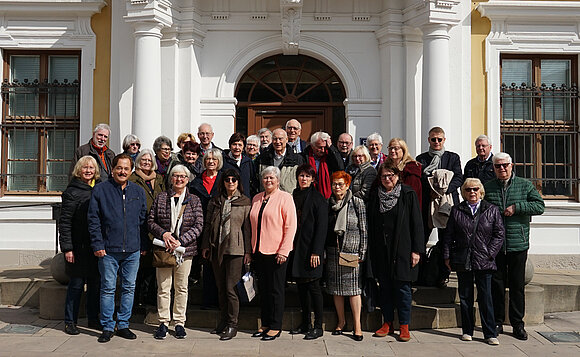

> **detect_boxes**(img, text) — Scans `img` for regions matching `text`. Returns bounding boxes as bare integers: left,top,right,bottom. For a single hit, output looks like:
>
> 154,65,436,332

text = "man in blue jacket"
88,153,147,343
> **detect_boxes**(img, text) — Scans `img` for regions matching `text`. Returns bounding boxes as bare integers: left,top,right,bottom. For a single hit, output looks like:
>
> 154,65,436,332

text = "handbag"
236,265,257,303
152,204,187,268
338,252,359,267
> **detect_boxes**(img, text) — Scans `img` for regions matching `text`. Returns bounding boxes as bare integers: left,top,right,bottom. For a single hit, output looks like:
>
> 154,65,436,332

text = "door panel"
251,108,329,142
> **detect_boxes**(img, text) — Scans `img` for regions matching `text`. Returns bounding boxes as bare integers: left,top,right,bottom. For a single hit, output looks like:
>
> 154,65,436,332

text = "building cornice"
0,0,106,16
403,0,461,29
478,0,580,22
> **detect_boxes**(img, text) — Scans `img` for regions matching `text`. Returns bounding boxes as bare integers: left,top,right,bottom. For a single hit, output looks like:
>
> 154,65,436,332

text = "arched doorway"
235,54,346,140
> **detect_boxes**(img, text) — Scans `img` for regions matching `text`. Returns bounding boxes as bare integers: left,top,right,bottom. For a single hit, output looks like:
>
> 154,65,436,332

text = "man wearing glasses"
70,123,116,181
416,127,463,243
483,152,544,341
285,119,307,154
464,135,495,184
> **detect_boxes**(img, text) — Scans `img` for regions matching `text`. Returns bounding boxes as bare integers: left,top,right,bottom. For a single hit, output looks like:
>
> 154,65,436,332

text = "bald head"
197,123,214,147
272,128,288,154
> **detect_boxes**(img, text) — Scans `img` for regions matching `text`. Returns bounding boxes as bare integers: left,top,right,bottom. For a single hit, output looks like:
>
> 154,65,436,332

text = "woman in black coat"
59,156,101,335
289,164,328,340
442,178,504,345
368,163,424,342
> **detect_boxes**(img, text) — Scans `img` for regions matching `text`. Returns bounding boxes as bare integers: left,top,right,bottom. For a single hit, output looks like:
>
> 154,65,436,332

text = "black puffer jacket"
59,177,100,277
442,200,505,271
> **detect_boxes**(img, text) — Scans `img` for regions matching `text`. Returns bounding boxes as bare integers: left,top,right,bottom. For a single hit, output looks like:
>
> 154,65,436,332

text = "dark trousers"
255,252,288,330
212,254,244,328
492,250,527,328
457,270,496,338
377,275,412,325
202,260,219,308
297,279,323,329
64,275,100,324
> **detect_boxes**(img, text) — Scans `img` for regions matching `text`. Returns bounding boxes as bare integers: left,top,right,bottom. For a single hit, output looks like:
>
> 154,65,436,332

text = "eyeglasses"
430,137,444,143
337,141,352,145
381,173,396,180
224,177,238,183
160,147,172,152
388,146,402,151
130,143,141,147
172,174,188,180
465,187,480,192
141,158,152,163
286,126,300,131
494,163,511,169
331,182,346,188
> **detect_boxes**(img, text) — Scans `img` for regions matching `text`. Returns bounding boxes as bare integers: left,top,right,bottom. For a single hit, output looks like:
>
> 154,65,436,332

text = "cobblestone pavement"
0,305,579,356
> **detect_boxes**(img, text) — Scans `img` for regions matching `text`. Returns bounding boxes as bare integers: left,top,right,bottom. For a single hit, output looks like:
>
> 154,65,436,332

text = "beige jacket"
427,169,455,229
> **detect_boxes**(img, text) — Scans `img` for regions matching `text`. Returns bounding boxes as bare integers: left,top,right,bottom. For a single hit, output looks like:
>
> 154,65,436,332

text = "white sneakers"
461,334,473,341
486,337,500,345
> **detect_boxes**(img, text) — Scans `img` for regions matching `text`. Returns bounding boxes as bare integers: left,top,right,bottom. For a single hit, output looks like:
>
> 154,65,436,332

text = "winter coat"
201,193,252,265
368,184,424,282
222,149,257,197
464,154,495,184
346,161,377,200
69,140,115,182
59,178,100,277
189,171,222,214
88,178,147,253
129,171,166,212
291,186,328,279
148,189,204,258
416,151,463,208
484,175,545,252
400,161,422,209
442,200,505,271
325,194,368,261
255,144,304,193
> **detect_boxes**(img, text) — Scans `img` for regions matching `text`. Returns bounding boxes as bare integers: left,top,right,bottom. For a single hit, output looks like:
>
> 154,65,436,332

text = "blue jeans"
378,276,412,325
64,276,100,324
458,270,496,338
98,251,140,331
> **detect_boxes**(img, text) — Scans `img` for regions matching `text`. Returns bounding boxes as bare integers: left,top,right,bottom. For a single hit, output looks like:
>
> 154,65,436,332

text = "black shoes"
64,322,80,335
87,320,103,331
352,333,364,342
332,328,343,335
220,326,237,341
261,330,281,341
211,321,227,335
495,324,504,335
290,325,310,335
154,324,168,340
513,325,528,340
98,330,114,343
175,325,187,339
304,328,323,340
116,328,137,339
252,329,267,338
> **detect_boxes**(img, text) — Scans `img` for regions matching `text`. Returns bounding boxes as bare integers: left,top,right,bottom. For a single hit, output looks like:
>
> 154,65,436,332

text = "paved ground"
0,305,578,356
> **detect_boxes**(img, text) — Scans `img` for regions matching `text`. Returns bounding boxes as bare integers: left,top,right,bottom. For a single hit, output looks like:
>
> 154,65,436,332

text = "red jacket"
401,161,422,210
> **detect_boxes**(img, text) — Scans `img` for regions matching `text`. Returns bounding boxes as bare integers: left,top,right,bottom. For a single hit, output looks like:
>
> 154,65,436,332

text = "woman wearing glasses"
325,171,367,341
368,163,423,342
153,136,178,187
201,168,252,341
345,145,377,200
385,138,422,207
442,178,504,345
148,165,204,340
122,134,141,162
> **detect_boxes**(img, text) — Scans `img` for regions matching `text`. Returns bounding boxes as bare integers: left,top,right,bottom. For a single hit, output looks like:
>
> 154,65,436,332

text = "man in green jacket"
484,152,544,341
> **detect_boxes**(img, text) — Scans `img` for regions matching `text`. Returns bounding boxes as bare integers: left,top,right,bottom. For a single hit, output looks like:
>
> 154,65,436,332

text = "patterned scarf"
378,183,401,213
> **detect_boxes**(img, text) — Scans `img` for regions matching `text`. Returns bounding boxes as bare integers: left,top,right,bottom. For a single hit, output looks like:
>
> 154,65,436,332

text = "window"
1,51,80,194
500,55,579,199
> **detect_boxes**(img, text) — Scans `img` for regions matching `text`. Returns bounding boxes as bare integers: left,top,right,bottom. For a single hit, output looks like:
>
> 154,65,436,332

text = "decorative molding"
125,0,173,29
250,14,268,21
314,14,332,21
280,0,303,55
403,0,460,29
352,15,370,22
212,13,230,21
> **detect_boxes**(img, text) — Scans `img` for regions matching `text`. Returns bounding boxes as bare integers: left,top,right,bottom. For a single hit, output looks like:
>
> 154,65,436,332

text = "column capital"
124,0,173,29
420,23,451,40
404,0,461,29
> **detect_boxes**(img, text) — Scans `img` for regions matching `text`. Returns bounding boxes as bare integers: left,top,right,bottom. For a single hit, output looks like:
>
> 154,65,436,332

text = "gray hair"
493,152,512,164
204,148,223,170
285,119,301,129
153,136,173,154
122,134,141,151
350,145,371,163
261,166,281,181
310,131,330,145
93,123,110,134
366,132,383,145
169,164,192,181
246,134,260,145
135,148,157,171
198,123,214,133
475,134,490,145
257,128,272,137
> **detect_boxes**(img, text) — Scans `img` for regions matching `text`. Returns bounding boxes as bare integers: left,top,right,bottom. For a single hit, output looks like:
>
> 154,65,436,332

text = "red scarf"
91,140,108,172
308,148,331,199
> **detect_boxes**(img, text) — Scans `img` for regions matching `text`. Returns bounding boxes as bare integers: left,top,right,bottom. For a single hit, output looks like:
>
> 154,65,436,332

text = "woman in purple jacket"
443,178,505,345
148,164,204,340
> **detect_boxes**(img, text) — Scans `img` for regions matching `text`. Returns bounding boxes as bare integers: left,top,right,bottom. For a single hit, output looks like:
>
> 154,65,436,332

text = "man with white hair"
70,123,116,181
257,128,273,151
197,123,221,155
464,135,495,184
302,131,344,199
484,152,544,341
285,119,307,154
245,135,260,161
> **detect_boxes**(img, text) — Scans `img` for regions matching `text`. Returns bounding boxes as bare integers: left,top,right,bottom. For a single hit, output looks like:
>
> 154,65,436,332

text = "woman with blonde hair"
385,138,422,207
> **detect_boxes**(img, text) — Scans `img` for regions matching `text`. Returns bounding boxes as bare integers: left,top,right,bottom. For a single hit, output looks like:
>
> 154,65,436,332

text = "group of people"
58,121,544,345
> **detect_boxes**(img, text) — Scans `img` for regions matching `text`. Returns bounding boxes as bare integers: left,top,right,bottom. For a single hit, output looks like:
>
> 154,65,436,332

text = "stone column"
131,22,164,148
421,23,451,142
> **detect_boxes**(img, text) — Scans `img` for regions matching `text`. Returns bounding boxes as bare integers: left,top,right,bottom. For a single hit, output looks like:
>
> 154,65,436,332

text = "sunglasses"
224,177,238,183
494,163,511,169
465,187,479,192
430,137,444,143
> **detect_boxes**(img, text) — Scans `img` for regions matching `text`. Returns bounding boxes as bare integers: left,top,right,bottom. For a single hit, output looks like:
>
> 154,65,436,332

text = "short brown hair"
331,171,352,187
113,153,134,170
428,126,445,136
